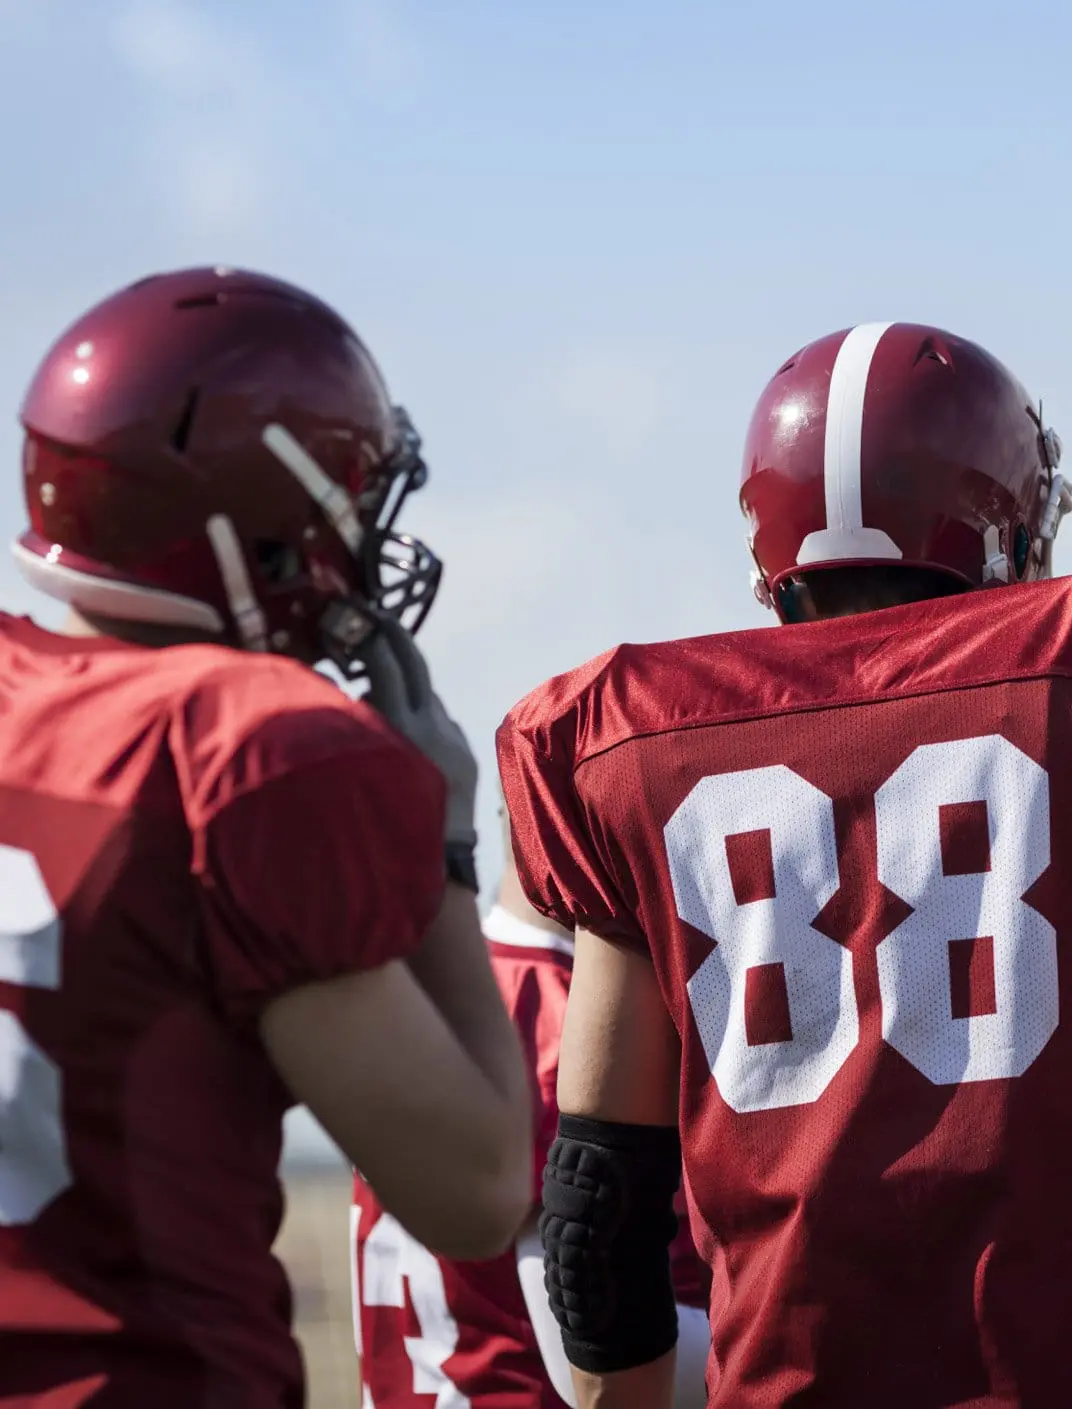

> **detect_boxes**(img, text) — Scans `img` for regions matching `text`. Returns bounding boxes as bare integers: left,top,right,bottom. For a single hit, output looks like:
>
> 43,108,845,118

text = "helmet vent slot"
174,293,224,310
171,389,201,453
914,336,952,369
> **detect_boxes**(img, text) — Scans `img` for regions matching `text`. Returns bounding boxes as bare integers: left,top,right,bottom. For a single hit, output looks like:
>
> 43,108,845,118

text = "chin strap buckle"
747,538,774,609
1040,471,1072,546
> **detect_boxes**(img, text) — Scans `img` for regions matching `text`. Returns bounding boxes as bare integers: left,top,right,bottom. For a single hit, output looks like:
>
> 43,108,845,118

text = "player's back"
0,613,434,1408
499,575,1072,1408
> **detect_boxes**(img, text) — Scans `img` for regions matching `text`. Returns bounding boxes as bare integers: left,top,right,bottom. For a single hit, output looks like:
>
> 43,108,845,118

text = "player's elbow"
435,1084,534,1259
429,1160,532,1260
475,1164,534,1257
376,1099,532,1260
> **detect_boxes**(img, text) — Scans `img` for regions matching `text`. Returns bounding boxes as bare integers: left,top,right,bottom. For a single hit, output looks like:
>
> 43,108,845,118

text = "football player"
498,322,1072,1408
0,267,532,1408
351,798,715,1408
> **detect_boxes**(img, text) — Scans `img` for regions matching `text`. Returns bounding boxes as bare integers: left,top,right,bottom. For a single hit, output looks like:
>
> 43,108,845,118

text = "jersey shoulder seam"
571,666,1070,772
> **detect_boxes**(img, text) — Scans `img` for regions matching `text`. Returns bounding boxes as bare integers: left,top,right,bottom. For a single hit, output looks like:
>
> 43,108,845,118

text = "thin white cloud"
110,0,218,88
108,0,430,243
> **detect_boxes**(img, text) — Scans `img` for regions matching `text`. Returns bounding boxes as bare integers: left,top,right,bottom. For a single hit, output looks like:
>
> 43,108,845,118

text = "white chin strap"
1036,426,1067,577
1041,473,1072,539
747,540,774,609
199,425,361,651
261,423,364,554
205,514,269,651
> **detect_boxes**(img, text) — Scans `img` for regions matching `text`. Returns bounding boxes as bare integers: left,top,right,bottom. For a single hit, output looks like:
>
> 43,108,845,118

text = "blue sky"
2,1,1071,1155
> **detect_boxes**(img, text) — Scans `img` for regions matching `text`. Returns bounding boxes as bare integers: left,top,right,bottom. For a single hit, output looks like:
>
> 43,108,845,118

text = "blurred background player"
0,266,532,1409
499,323,1072,1409
352,798,713,1409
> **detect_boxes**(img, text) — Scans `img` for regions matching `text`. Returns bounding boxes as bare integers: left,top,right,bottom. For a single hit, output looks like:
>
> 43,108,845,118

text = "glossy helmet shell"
16,266,440,668
740,322,1065,618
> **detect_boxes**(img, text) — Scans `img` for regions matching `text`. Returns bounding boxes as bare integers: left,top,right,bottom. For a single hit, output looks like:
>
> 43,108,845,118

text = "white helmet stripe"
824,322,893,533
797,321,903,565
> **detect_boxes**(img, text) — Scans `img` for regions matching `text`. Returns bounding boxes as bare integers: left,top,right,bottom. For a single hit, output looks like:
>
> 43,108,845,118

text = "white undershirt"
482,903,575,958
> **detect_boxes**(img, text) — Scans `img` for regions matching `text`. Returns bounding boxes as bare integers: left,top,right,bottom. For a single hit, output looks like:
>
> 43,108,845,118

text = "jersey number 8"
666,734,1058,1113
352,1205,471,1409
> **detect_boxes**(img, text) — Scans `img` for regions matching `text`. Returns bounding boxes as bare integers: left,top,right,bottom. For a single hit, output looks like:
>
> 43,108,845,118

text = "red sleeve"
529,965,567,1191
191,715,446,1027
496,684,646,952
525,958,569,1199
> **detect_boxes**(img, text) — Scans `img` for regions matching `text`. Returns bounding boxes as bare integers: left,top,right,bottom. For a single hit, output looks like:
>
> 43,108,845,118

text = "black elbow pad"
539,1113,681,1374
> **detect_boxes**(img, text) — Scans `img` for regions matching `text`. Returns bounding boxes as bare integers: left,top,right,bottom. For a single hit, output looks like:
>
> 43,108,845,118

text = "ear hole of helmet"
1013,523,1031,579
776,579,807,623
254,539,304,586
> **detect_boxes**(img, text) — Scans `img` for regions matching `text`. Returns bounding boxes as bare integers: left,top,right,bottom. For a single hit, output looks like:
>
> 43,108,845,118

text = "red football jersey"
498,576,1072,1409
0,615,445,1408
352,906,708,1409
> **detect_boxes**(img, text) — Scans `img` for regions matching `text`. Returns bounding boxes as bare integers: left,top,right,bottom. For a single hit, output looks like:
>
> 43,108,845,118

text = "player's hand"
357,613,478,852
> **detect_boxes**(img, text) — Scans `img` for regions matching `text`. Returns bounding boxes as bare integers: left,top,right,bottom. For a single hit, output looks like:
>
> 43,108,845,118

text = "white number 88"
668,734,1058,1113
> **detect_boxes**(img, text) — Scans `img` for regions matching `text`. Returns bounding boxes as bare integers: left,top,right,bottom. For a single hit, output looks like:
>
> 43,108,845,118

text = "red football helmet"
15,266,440,672
740,322,1069,620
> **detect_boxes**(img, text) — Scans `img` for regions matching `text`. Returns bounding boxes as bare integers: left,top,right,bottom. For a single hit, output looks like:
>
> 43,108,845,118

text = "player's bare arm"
260,892,530,1260
548,929,682,1409
557,929,678,1124
404,882,533,1148
362,611,533,1231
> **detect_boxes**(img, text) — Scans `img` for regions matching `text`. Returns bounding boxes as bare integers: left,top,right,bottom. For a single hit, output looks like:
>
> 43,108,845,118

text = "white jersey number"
667,735,1057,1112
353,1206,471,1409
0,844,72,1223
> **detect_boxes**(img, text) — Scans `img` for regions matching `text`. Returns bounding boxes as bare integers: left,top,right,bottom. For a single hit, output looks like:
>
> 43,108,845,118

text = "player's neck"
60,608,103,638
58,607,223,650
494,865,571,936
